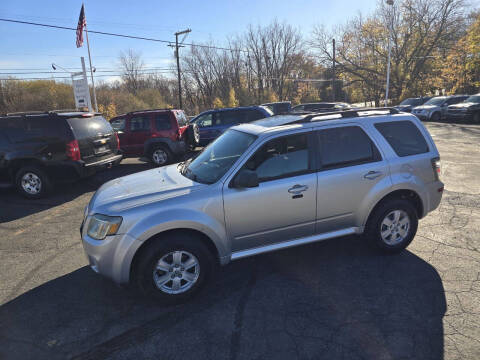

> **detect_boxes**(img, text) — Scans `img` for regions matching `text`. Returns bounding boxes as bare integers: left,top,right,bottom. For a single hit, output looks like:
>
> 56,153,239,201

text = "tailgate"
67,115,118,164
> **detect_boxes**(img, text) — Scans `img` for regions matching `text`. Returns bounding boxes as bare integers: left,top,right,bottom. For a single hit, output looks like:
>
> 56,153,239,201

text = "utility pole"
171,29,191,109
385,0,394,106
332,38,336,102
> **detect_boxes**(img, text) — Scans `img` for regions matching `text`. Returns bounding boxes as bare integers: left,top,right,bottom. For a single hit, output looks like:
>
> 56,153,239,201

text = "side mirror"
233,169,259,188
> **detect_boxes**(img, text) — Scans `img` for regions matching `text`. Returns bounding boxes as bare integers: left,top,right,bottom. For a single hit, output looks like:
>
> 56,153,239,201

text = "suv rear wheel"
149,145,172,167
15,166,51,199
135,233,214,303
364,199,418,254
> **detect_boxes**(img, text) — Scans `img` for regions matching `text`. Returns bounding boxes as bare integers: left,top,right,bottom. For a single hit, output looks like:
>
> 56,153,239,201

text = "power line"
0,18,247,53
0,68,174,75
0,72,176,81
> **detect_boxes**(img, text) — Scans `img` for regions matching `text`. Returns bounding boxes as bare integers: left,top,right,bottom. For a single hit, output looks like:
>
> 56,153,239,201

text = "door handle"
288,184,308,194
364,171,383,180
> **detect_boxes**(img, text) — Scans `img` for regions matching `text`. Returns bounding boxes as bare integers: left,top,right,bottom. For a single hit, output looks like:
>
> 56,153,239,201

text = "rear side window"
129,116,150,132
375,121,429,157
0,117,25,143
317,126,381,170
1,116,69,143
155,113,172,130
217,110,246,126
68,115,114,139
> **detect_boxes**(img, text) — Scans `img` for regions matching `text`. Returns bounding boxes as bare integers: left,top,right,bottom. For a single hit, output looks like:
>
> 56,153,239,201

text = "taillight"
431,157,441,180
114,132,120,150
66,139,81,161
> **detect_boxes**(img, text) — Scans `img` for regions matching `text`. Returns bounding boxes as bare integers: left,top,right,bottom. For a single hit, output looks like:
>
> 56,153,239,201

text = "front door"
314,125,391,233
223,131,317,252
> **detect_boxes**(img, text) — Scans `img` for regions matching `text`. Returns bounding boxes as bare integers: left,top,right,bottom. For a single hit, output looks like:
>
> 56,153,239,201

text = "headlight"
87,214,123,240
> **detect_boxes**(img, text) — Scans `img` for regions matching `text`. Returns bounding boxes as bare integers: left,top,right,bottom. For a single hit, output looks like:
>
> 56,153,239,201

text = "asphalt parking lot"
0,122,479,360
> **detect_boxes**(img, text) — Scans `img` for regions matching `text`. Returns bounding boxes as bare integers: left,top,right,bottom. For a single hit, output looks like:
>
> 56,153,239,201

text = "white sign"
72,77,92,111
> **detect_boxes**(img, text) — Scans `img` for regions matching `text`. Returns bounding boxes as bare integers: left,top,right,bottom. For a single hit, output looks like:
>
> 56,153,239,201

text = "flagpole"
83,3,98,112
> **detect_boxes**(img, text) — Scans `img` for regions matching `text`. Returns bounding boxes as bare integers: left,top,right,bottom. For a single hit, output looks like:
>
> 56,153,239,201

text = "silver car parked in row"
81,108,444,302
411,95,468,121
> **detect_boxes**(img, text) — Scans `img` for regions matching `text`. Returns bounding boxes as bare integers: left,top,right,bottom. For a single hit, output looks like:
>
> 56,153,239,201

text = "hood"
89,164,205,213
394,105,413,112
449,102,478,109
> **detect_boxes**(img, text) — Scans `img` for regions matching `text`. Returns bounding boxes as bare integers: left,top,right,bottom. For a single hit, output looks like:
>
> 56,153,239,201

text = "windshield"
424,97,447,106
400,98,420,106
465,95,480,104
180,129,257,184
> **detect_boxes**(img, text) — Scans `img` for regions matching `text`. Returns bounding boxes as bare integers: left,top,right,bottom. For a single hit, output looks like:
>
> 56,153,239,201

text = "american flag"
76,4,86,48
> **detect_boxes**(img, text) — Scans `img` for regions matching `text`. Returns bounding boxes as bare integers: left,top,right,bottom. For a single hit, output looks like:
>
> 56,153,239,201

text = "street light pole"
385,0,394,107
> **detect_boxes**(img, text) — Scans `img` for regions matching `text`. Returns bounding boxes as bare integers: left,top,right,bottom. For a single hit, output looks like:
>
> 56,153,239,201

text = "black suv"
0,111,122,198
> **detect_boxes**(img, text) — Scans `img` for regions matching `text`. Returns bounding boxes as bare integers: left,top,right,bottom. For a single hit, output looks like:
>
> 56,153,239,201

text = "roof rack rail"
295,107,400,123
127,108,175,115
2,111,47,116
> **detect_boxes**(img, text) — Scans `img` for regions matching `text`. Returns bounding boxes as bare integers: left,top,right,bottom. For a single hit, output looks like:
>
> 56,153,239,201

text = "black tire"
135,233,214,303
148,145,172,167
15,165,51,199
364,199,418,254
430,112,440,122
185,123,200,150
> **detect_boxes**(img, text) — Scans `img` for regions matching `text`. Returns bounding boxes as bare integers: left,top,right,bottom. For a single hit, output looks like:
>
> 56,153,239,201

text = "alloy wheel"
153,250,200,294
21,172,42,195
152,149,168,165
380,210,410,245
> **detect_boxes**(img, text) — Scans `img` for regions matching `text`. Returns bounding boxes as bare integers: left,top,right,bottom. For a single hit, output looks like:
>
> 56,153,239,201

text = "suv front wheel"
364,199,418,254
135,233,214,303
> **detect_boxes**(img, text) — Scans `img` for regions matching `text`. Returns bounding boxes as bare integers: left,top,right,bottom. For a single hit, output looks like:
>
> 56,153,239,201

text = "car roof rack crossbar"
294,107,400,124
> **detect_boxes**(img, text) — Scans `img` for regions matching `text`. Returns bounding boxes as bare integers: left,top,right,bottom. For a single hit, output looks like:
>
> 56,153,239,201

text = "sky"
0,0,379,82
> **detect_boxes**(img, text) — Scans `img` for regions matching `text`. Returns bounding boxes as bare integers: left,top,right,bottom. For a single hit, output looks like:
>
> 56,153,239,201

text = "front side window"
180,129,256,184
317,126,380,170
130,116,150,131
196,113,214,127
375,121,429,157
243,133,310,182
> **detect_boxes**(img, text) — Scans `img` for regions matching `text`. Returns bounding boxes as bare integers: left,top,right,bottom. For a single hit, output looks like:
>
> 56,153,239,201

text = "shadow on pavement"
0,236,446,360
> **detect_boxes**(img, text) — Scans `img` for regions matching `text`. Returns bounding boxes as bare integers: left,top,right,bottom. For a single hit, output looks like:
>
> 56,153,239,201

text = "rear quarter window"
375,120,429,157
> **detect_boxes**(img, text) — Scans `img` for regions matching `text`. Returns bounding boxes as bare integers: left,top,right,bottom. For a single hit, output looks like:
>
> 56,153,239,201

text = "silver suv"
81,108,444,302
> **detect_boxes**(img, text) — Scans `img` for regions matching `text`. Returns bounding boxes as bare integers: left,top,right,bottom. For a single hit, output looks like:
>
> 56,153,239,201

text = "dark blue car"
190,106,273,146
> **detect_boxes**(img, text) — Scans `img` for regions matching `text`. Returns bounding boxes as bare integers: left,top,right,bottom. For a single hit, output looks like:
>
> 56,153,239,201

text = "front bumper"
81,213,139,284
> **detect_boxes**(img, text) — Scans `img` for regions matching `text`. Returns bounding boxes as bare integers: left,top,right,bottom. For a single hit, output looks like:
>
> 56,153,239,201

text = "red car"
110,109,199,166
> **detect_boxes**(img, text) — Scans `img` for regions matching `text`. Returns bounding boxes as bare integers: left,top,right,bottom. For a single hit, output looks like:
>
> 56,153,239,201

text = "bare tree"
119,49,145,94
311,0,466,103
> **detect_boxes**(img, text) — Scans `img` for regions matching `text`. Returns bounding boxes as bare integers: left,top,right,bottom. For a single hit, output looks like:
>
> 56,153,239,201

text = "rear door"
315,125,390,234
67,115,117,164
128,114,152,156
